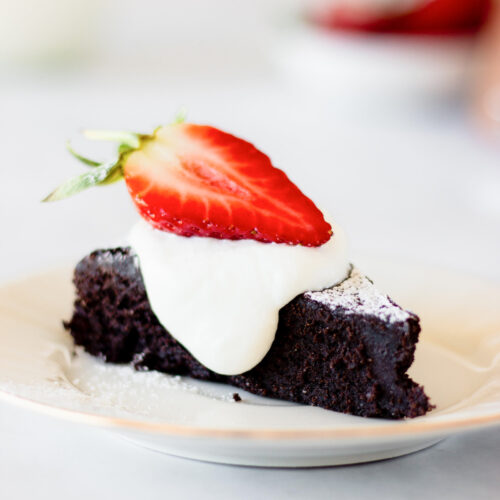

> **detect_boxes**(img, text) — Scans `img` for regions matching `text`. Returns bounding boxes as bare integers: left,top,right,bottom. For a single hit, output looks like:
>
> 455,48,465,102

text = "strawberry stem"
173,107,188,124
83,130,141,149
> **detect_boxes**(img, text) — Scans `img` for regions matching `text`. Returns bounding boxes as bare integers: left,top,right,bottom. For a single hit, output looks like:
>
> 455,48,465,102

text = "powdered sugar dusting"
305,267,413,323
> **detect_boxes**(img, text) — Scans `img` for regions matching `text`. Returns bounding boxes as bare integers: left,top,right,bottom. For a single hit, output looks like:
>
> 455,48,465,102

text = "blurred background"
1,0,499,281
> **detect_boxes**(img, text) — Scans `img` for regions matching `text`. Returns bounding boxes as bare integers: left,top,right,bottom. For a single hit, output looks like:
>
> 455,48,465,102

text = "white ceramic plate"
1,257,499,467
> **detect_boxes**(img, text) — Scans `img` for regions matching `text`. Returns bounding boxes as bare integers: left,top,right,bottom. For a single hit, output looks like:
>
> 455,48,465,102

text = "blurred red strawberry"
312,0,492,35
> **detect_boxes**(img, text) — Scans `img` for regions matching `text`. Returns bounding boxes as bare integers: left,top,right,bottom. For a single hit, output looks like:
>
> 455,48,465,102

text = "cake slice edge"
64,247,433,419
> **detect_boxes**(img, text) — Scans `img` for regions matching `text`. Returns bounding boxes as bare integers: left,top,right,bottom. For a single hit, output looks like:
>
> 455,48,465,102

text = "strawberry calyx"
42,130,151,202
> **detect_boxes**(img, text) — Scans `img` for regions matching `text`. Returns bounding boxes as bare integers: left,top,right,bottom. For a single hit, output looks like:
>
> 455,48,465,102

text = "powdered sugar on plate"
66,348,241,415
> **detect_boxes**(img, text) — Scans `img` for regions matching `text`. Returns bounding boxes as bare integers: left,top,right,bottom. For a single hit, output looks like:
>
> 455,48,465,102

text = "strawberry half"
44,122,332,247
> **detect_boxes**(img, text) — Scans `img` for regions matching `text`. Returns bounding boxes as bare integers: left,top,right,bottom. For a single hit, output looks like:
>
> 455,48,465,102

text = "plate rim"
2,383,500,441
1,265,500,442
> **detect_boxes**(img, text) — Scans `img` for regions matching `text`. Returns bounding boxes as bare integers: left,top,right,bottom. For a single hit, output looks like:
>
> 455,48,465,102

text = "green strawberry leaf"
42,160,123,202
83,130,141,149
99,163,125,185
66,141,101,167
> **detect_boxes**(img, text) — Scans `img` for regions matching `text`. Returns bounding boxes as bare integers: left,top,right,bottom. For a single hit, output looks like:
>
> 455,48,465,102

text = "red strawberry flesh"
123,123,332,247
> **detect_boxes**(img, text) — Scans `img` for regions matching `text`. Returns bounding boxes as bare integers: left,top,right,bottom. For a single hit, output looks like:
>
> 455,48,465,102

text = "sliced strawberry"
43,122,332,247
122,124,332,247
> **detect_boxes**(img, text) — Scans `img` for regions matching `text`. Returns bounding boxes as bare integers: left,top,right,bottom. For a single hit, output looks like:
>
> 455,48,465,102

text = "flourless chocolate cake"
65,247,432,419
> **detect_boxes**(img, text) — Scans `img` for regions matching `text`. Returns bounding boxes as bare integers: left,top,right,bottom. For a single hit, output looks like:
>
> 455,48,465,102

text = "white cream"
129,220,350,376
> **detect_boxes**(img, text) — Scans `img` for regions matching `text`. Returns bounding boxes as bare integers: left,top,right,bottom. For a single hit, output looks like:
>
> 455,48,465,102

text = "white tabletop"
1,401,499,500
1,4,500,496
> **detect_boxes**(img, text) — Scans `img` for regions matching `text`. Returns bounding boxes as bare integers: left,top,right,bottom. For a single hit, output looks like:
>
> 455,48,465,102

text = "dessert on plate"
45,120,432,419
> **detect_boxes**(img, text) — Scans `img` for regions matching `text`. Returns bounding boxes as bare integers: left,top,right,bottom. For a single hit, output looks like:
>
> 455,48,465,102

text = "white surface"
130,218,348,375
1,85,500,494
1,260,499,467
1,0,500,494
274,20,474,100
0,402,498,500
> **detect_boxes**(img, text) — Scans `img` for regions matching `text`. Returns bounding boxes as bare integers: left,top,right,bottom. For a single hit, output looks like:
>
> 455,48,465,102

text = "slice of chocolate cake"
65,247,432,419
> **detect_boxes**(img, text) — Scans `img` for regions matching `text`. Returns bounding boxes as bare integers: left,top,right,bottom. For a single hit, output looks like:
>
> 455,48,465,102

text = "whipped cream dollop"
129,220,350,375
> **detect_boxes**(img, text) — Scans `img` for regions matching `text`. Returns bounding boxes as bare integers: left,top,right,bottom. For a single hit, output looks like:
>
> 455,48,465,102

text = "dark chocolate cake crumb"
64,247,433,419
